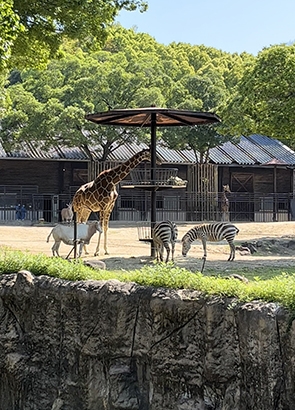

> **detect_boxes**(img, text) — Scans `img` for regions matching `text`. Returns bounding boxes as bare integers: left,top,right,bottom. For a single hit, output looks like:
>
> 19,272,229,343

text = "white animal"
46,221,102,257
167,175,187,186
60,203,73,223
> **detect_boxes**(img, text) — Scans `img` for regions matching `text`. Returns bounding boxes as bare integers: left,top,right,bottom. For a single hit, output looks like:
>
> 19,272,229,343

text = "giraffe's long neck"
100,151,149,185
223,192,229,206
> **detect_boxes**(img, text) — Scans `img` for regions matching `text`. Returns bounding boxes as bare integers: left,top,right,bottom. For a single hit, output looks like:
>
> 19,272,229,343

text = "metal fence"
0,188,72,224
116,192,295,223
0,188,294,223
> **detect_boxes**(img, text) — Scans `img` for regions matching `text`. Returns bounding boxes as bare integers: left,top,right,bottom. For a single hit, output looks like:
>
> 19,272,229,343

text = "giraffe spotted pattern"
72,149,151,255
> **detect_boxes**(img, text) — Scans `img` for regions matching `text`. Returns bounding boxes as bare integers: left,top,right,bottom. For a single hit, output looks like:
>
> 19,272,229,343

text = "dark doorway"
230,173,254,221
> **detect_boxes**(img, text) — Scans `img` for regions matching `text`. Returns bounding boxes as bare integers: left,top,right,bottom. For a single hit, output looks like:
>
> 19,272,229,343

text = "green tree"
0,0,22,70
158,44,240,162
0,36,167,161
1,28,251,163
221,45,295,146
1,0,147,69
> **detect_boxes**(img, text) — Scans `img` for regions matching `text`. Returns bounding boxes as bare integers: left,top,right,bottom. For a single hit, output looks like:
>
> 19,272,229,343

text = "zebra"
181,222,239,272
152,220,178,263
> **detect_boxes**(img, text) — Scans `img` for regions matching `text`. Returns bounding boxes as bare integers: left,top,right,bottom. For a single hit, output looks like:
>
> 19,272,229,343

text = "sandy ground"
0,221,295,273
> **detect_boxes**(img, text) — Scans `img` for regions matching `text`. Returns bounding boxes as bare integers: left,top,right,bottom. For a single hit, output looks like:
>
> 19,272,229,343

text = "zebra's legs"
200,238,207,272
155,243,161,262
201,238,207,259
171,242,175,262
155,243,165,262
159,244,165,262
155,242,171,263
200,257,206,273
163,243,170,263
228,241,236,261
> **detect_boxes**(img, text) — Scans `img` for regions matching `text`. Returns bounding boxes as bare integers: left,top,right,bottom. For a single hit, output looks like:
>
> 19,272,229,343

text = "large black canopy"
85,107,221,127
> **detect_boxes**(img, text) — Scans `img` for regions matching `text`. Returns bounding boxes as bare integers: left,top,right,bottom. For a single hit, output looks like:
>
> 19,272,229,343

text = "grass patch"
0,247,117,282
1,247,295,309
204,265,295,281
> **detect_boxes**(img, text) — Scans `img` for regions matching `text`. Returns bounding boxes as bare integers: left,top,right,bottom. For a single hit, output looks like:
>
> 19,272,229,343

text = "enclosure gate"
186,163,219,221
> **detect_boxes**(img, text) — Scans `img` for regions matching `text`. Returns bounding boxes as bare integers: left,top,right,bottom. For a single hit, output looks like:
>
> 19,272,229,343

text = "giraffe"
72,148,151,256
221,184,231,221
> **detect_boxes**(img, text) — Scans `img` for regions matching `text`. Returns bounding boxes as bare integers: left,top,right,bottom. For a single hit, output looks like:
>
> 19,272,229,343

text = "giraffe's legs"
94,231,103,256
94,212,111,256
75,208,91,255
103,213,112,255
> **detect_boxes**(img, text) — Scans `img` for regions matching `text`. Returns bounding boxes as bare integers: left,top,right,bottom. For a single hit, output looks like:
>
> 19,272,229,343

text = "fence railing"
0,191,294,223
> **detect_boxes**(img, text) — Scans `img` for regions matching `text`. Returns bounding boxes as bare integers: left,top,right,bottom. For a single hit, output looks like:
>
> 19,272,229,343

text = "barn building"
1,134,295,223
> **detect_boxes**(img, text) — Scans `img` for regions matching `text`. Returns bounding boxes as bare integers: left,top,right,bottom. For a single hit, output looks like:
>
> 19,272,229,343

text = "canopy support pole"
150,113,157,257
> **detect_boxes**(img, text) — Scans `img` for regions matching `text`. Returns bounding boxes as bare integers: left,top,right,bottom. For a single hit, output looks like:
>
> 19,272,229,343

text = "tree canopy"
0,0,147,69
4,26,295,162
221,44,295,147
1,27,245,162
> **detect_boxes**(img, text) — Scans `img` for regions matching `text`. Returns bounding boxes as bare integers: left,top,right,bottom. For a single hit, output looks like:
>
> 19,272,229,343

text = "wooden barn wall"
220,166,292,194
0,160,65,194
0,159,90,195
274,168,293,193
0,160,293,197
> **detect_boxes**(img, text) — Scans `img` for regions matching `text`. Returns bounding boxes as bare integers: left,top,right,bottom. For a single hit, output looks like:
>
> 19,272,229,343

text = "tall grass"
1,247,295,309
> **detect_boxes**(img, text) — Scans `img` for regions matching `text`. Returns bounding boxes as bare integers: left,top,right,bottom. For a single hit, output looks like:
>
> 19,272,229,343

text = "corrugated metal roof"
212,141,256,165
104,143,147,161
155,145,190,163
208,146,232,164
248,134,295,165
238,136,272,164
225,141,257,164
1,135,295,166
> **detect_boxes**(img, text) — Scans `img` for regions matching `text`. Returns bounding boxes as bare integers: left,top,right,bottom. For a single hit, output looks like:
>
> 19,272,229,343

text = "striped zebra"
181,222,239,272
152,220,178,263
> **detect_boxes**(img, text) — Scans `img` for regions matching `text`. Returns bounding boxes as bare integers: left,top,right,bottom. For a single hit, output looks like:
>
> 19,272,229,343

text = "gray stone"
0,272,294,410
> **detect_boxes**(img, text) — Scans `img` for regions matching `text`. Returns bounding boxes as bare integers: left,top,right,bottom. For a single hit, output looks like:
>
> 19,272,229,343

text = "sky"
116,0,295,55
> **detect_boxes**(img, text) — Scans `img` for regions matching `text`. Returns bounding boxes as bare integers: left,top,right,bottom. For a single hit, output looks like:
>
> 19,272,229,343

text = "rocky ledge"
0,271,294,410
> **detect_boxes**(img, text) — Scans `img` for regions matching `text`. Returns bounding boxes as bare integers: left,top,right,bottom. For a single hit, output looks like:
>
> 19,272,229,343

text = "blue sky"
116,0,295,55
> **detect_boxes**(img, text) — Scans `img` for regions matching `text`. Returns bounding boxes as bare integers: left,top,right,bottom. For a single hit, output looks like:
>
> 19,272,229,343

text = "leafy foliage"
221,45,295,147
1,27,243,161
1,0,148,69
0,0,22,70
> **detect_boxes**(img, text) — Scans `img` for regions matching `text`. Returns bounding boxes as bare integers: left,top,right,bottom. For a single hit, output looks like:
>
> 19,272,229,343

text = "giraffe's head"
223,184,231,193
137,149,151,162
136,149,162,165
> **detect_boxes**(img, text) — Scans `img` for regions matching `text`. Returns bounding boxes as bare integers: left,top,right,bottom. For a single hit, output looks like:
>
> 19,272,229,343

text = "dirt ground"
0,221,295,273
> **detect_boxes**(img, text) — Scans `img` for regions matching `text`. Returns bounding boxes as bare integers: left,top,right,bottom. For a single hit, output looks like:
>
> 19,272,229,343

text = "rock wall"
0,271,295,410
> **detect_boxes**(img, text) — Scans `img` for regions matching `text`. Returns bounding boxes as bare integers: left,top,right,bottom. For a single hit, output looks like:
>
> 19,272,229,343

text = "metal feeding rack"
137,222,153,243
130,168,178,186
120,168,188,191
121,167,188,190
